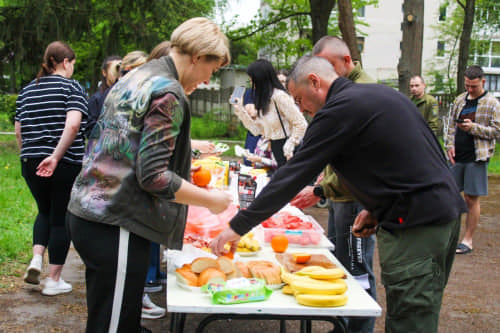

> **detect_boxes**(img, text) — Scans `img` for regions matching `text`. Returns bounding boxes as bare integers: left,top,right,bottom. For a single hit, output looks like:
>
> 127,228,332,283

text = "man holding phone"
445,65,500,255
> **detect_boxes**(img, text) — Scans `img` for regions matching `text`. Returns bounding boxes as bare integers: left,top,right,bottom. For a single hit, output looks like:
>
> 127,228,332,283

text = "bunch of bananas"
281,266,348,307
236,231,260,252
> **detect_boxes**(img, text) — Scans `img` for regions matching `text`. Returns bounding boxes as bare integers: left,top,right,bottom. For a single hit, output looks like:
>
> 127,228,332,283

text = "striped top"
15,75,88,164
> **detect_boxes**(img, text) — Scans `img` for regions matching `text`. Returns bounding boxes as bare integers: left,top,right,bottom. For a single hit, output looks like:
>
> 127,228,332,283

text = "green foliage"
0,135,34,268
0,0,218,93
489,144,500,175
426,0,500,94
230,39,258,67
191,110,247,140
0,93,17,128
226,0,378,69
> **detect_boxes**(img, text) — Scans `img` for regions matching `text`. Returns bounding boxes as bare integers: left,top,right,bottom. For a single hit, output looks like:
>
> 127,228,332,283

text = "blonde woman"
67,18,231,332
119,50,148,76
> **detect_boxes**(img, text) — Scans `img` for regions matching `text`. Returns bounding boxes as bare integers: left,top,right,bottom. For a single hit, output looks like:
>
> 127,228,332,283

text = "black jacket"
230,77,466,235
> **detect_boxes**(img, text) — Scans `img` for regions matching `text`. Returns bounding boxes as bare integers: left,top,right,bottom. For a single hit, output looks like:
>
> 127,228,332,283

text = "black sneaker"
144,280,162,293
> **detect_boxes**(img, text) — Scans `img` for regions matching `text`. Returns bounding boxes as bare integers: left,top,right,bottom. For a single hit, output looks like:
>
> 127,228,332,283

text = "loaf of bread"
175,267,199,286
234,261,252,278
198,267,227,286
247,260,281,285
216,256,235,275
191,257,220,273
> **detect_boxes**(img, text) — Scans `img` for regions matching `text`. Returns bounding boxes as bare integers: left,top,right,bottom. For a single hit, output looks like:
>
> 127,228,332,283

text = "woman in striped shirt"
15,41,88,296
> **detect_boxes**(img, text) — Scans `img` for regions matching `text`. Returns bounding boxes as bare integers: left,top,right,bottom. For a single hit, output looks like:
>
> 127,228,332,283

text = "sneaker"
23,255,43,285
141,294,165,319
144,280,162,293
41,277,72,296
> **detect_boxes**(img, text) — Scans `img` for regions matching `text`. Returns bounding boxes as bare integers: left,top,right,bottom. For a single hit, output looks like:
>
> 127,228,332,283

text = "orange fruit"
292,252,311,264
271,235,289,253
193,167,211,187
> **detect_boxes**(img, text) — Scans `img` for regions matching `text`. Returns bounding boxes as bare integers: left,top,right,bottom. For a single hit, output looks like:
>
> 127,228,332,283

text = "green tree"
398,0,425,95
227,0,377,69
456,0,475,94
0,0,217,93
426,0,498,94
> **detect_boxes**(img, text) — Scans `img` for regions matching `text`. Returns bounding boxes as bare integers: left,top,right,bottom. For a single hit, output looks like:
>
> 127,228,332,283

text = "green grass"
489,152,500,174
0,135,35,279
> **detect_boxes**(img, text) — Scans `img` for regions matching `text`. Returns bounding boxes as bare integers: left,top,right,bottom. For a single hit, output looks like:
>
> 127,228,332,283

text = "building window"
470,40,500,69
437,41,445,57
356,37,365,54
485,74,499,93
439,4,447,21
358,6,366,17
492,41,500,68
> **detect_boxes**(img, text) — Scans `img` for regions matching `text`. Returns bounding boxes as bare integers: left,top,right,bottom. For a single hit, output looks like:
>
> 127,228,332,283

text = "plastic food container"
256,215,324,246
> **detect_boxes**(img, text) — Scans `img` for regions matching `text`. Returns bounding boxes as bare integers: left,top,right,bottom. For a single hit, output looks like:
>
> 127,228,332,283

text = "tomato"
262,217,283,228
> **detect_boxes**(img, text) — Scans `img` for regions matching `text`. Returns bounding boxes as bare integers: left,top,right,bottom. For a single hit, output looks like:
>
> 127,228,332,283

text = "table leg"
279,319,287,333
170,313,186,333
299,319,312,333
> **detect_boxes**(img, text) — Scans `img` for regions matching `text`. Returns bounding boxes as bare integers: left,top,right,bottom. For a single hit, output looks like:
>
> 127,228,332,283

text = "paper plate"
235,249,261,257
176,278,203,293
266,283,285,290
212,141,230,154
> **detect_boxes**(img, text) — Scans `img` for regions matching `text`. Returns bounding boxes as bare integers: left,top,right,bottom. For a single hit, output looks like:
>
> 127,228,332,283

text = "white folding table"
166,246,381,333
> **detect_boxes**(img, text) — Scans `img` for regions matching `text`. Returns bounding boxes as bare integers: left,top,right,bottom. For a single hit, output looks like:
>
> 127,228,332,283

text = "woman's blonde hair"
120,50,148,73
170,17,230,67
147,41,171,61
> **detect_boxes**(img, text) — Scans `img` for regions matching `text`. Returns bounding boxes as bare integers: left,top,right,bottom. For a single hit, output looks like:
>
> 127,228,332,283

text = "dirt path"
1,177,499,332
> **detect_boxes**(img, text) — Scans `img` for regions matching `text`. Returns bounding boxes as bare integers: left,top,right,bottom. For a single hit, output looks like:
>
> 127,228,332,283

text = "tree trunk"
456,0,475,94
397,0,425,95
309,0,336,44
337,0,362,64
9,58,16,94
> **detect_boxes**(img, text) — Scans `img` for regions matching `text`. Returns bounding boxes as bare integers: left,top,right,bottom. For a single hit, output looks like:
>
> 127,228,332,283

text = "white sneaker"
141,294,165,319
23,255,43,285
41,277,72,296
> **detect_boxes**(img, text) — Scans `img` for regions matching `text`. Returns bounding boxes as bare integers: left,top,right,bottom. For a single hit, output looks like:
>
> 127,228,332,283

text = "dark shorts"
450,161,488,196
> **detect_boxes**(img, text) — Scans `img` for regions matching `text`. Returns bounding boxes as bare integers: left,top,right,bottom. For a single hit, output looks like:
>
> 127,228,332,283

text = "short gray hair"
288,55,337,87
312,36,350,57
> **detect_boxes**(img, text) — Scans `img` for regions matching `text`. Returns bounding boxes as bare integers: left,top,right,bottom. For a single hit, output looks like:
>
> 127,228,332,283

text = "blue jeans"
329,201,376,333
145,242,161,283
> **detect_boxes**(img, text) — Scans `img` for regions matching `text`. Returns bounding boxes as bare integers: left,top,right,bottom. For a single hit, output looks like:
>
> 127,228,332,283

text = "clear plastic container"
256,215,324,246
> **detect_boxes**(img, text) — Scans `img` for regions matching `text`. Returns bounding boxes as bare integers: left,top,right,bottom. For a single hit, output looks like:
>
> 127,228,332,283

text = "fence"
189,87,243,138
434,93,456,138
435,93,455,118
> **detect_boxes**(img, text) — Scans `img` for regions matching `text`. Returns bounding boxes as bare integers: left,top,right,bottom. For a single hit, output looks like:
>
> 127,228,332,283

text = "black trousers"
21,158,80,264
270,138,287,168
68,214,150,333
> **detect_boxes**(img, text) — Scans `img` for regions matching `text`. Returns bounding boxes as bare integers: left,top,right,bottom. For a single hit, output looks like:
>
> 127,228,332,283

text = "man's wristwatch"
313,185,325,200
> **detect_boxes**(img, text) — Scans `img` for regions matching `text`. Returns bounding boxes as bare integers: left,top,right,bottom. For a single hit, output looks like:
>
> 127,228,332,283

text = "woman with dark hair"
231,59,307,167
15,41,88,296
86,55,121,137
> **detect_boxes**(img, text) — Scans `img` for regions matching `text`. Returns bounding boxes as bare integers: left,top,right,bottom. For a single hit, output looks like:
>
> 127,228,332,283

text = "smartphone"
229,86,246,104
